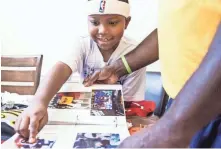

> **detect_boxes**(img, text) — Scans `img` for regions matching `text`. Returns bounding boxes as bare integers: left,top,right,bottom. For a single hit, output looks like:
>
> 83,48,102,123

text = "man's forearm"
113,29,159,77
143,22,221,147
33,62,72,106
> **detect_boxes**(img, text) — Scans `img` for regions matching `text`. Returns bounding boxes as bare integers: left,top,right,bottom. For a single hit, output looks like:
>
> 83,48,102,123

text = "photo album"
2,85,130,149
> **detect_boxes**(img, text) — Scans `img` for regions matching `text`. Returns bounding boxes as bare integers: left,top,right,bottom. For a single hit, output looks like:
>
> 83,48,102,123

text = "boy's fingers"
38,114,48,132
28,116,40,143
18,117,30,138
14,117,22,133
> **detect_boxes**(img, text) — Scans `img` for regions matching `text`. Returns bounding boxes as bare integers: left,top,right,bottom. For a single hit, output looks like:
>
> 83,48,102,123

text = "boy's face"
88,14,130,51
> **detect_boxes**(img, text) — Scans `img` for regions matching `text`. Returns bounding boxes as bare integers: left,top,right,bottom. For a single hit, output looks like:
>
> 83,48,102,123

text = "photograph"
48,92,91,109
91,90,125,116
14,137,56,149
73,133,121,148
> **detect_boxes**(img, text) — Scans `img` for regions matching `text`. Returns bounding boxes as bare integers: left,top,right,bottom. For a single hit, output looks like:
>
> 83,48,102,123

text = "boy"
14,0,146,143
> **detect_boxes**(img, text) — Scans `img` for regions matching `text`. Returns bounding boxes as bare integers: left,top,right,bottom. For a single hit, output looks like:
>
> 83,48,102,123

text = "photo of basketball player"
14,137,55,149
73,133,120,148
91,90,124,116
48,92,91,109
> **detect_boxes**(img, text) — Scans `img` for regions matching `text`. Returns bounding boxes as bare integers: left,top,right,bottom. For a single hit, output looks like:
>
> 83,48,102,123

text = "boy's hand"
83,65,119,86
14,101,48,143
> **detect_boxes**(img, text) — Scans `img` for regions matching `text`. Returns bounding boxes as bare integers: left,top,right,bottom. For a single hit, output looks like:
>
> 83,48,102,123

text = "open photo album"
2,84,130,149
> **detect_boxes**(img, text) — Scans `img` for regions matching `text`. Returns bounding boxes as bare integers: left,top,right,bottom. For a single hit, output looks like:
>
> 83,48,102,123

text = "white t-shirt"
59,35,146,101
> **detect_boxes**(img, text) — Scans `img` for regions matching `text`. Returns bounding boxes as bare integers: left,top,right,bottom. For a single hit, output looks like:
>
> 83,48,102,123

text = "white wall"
0,0,160,80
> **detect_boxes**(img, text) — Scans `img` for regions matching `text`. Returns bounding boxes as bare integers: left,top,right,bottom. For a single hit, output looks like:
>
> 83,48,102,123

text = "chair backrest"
1,55,43,95
145,71,169,117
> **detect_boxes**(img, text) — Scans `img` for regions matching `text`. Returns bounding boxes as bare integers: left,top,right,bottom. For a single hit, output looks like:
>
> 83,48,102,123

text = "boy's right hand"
14,102,48,143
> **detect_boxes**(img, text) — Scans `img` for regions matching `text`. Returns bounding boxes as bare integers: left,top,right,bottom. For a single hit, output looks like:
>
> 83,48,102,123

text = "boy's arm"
35,37,84,105
84,28,158,86
33,61,72,106
15,37,84,142
14,62,72,142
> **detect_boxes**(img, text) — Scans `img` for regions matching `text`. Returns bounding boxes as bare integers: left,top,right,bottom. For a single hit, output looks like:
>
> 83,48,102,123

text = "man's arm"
161,22,221,147
115,28,159,76
119,22,221,148
83,29,158,86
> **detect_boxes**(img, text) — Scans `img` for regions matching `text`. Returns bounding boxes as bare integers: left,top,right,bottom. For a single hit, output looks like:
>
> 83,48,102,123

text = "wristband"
121,56,132,74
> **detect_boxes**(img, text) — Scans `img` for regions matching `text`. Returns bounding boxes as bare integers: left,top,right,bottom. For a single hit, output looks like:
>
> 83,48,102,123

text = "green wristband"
121,56,132,74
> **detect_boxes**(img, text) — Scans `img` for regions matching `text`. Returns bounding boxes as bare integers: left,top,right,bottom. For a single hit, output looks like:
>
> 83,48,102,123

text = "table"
1,83,159,143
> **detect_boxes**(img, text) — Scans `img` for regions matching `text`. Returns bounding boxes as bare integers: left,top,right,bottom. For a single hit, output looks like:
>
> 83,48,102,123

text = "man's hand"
14,101,48,143
118,122,184,148
118,128,147,148
83,65,120,86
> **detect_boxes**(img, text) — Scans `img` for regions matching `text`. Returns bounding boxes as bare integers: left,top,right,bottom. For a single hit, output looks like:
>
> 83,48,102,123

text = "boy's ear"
125,16,131,29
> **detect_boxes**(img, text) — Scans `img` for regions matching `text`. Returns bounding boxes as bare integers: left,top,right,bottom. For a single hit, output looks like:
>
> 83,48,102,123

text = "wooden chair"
1,55,43,95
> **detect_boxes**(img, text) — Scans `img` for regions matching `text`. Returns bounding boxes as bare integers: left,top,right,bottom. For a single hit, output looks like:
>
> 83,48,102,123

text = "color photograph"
91,90,124,116
49,92,91,109
73,133,121,148
14,137,56,149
